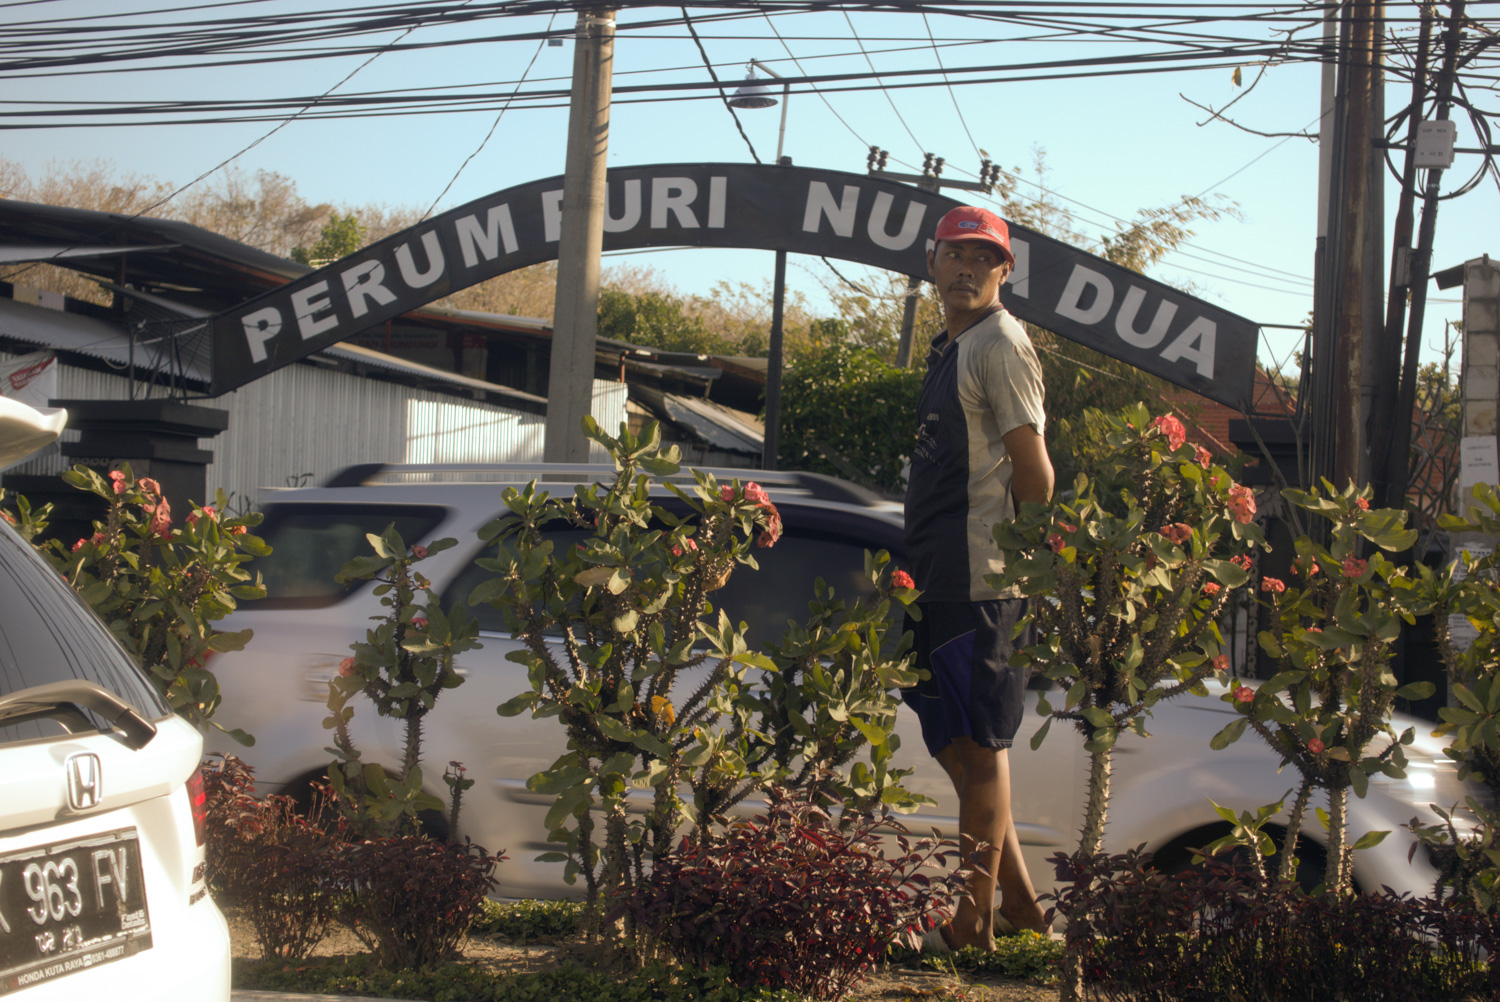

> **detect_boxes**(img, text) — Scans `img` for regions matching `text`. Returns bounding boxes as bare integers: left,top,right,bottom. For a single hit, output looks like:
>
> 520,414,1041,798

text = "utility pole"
1331,0,1378,489
544,7,615,463
1386,0,1469,505
1369,3,1433,510
866,149,1002,368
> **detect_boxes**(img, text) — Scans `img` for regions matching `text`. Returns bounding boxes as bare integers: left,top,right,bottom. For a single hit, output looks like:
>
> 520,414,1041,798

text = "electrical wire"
419,10,555,219
681,5,761,163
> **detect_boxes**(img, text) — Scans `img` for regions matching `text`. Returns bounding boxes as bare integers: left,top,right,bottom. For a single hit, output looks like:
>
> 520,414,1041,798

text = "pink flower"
71,537,86,552
229,525,247,536
1161,523,1192,544
411,617,429,630
91,531,105,545
1152,414,1187,450
1308,738,1325,754
108,470,125,482
412,544,428,559
0,511,13,525
1213,655,1229,671
892,570,915,590
137,477,161,496
186,505,217,526
744,482,770,506
1233,686,1254,704
1342,557,1366,579
1209,473,1221,490
1227,484,1257,524
1195,445,1213,469
1261,576,1285,594
720,484,736,503
1232,554,1253,571
112,479,128,496
338,657,356,677
148,499,172,537
1048,533,1065,553
756,504,782,548
1058,522,1077,534
1203,582,1221,597
1306,625,1322,633
1355,497,1370,511
671,538,697,557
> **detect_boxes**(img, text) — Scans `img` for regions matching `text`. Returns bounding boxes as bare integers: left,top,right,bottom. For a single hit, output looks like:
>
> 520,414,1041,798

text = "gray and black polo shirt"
904,307,1046,602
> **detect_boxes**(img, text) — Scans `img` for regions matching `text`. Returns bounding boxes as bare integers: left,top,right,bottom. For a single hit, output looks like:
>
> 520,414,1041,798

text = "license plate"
0,829,151,995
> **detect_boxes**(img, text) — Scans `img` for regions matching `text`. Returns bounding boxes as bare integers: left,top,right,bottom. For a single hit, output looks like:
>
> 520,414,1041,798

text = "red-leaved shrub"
339,834,501,970
1053,847,1498,1002
618,789,966,1001
201,754,345,960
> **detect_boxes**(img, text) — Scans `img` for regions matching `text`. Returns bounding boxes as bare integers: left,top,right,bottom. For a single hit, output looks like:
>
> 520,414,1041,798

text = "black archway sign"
208,163,1258,409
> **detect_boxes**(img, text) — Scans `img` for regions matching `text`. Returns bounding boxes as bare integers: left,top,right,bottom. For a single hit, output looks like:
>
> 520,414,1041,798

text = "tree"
596,285,721,353
290,211,366,266
777,342,920,498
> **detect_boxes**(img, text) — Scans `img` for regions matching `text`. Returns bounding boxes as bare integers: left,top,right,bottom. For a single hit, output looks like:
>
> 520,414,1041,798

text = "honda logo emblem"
65,753,102,811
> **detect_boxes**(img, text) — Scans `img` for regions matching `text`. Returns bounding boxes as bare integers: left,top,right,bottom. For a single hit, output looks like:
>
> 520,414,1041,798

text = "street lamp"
728,60,790,164
727,60,791,470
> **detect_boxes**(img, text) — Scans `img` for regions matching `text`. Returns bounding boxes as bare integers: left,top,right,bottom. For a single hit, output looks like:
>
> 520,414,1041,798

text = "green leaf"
1210,717,1248,751
1029,715,1054,751
1395,681,1436,701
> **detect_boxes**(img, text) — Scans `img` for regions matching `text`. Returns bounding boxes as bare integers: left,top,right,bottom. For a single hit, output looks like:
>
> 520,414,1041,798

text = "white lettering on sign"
1055,263,1217,378
1056,265,1113,325
867,191,926,250
1115,286,1177,348
651,177,699,228
708,176,727,228
341,260,398,318
394,231,445,288
454,205,518,267
542,189,564,242
241,307,283,363
1160,317,1217,376
291,282,338,340
802,182,858,237
604,179,642,232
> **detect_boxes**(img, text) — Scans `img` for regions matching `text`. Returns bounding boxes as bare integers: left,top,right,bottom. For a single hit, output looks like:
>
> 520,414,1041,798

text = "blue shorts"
901,599,1032,756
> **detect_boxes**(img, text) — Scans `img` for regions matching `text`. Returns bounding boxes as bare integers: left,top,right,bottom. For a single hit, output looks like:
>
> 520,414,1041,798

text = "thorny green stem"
1279,777,1313,884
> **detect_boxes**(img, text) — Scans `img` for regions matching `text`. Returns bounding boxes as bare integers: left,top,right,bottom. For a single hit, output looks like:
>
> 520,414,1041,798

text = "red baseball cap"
933,205,1015,265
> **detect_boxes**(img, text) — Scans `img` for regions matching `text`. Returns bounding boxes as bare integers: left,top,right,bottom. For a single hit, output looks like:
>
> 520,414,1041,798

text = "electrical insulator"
933,156,945,176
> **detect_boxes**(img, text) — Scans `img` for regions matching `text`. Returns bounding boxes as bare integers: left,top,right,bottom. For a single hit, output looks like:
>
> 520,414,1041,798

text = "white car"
210,462,1468,901
0,402,230,1001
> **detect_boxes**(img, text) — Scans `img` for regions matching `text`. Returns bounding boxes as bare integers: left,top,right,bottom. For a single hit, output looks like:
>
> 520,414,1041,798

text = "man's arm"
1003,424,1054,506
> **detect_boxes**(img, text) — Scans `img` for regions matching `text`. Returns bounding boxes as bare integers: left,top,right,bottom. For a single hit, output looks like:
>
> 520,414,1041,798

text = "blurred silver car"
0,401,230,1001
210,463,1468,901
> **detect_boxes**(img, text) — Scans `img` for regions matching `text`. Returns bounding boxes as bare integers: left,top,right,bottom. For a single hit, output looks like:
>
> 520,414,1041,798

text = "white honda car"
210,462,1469,903
0,398,230,1000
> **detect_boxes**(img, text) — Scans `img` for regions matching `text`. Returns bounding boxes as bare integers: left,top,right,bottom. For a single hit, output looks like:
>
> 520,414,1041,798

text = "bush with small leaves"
200,754,344,961
618,787,966,1001
339,833,501,970
1053,847,1495,1002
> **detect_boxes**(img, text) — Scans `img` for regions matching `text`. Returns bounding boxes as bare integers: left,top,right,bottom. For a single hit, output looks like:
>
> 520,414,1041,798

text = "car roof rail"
317,462,888,507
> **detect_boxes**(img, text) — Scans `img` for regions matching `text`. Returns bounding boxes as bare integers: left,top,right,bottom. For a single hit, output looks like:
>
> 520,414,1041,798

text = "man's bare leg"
934,739,1045,947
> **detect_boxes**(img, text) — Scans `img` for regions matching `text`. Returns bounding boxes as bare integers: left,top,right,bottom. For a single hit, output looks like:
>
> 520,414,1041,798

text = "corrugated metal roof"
0,296,210,382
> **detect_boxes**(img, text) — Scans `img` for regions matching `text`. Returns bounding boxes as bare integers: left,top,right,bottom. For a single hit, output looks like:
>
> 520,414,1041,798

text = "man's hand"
1003,424,1054,507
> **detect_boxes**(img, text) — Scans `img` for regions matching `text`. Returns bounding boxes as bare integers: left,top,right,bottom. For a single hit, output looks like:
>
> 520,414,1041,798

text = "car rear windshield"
0,521,169,745
241,503,448,609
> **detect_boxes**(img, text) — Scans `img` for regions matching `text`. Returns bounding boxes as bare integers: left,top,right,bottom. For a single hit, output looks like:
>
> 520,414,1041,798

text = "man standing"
904,205,1053,950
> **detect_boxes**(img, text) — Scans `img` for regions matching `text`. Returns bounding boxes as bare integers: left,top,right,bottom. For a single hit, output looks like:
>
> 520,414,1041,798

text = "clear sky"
7,2,1494,378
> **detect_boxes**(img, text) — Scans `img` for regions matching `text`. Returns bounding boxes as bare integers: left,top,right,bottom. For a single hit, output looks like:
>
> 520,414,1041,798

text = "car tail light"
186,768,207,847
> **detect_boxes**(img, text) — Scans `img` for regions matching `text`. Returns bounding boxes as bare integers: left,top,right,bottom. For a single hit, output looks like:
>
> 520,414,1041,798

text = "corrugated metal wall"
3,351,630,508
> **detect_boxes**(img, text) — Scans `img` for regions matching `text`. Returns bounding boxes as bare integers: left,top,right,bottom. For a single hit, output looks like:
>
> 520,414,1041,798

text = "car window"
243,503,447,609
0,521,170,745
451,515,897,649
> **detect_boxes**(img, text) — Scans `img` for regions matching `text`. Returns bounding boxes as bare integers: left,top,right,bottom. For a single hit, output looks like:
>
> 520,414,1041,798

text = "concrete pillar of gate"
7,400,228,545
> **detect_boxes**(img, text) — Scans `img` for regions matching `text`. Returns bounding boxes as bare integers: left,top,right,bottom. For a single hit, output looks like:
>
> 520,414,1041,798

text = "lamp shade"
727,75,777,109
